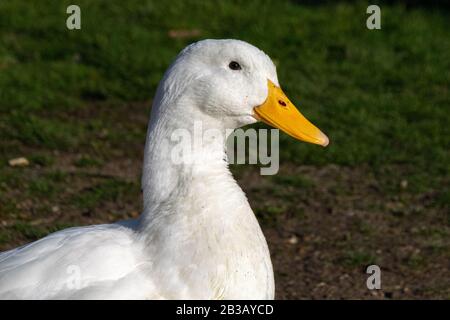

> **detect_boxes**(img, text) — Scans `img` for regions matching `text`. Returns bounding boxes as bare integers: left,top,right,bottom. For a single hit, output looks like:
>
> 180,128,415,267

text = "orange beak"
254,80,329,147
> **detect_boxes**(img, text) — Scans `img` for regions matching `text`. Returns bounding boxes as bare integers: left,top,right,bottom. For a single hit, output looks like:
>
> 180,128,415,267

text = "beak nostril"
278,100,287,107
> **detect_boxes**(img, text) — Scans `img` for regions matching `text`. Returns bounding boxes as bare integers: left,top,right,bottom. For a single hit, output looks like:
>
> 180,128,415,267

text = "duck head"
151,39,328,147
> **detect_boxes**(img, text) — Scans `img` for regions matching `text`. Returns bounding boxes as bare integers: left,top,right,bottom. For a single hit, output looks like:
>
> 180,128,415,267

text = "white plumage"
0,223,154,299
0,40,277,299
0,39,328,299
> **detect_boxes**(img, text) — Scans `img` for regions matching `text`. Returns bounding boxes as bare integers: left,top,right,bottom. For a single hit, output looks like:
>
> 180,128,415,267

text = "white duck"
0,39,328,299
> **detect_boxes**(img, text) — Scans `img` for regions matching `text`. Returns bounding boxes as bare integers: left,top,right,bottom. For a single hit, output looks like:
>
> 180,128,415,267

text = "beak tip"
320,134,329,147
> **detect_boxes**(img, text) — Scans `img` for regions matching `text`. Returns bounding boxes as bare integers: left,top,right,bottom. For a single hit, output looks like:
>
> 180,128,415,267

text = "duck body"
0,223,150,299
0,40,276,299
0,129,273,299
139,167,274,299
0,178,273,299
0,39,328,299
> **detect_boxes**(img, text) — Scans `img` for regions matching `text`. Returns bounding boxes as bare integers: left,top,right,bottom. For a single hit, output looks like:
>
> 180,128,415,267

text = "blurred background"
0,0,448,299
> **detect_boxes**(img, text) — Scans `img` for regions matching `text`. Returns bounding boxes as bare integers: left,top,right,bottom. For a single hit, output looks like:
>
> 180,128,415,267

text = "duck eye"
228,61,241,70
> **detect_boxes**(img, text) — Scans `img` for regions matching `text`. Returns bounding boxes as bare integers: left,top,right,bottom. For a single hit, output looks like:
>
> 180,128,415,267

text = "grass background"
0,0,448,298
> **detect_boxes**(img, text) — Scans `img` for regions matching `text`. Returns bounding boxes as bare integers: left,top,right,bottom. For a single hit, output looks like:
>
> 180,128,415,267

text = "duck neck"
138,99,240,229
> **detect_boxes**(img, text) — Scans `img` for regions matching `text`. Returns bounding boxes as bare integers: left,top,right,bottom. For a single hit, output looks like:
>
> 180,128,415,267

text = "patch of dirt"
1,158,448,299
237,165,449,299
0,101,448,298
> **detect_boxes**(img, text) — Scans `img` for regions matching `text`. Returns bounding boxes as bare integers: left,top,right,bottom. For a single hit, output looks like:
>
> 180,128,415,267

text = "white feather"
0,39,277,299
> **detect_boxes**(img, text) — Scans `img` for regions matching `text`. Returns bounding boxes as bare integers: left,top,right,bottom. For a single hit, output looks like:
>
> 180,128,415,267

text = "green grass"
29,154,55,167
254,205,286,226
71,179,139,210
0,1,448,223
0,2,448,297
0,0,448,192
407,252,426,269
272,175,314,189
4,111,82,150
340,250,377,267
26,170,67,198
9,221,77,242
74,155,103,168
